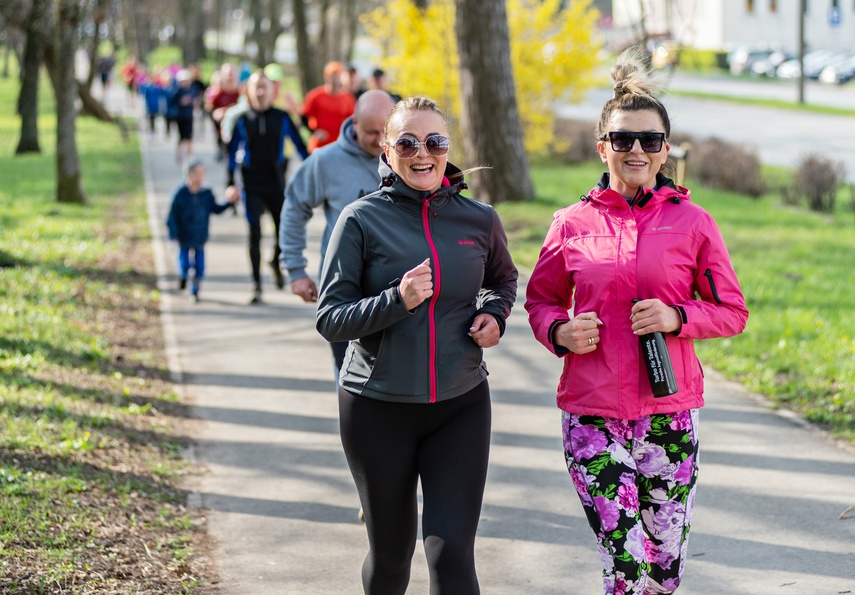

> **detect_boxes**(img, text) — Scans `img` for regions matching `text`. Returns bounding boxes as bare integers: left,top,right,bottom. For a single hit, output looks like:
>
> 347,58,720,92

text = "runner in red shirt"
300,61,356,153
206,63,242,160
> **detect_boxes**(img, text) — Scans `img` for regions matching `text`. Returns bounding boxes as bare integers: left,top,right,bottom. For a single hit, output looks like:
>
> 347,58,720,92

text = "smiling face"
597,109,670,198
384,109,448,193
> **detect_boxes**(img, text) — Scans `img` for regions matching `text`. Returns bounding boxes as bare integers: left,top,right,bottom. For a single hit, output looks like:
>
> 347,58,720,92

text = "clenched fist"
398,258,433,310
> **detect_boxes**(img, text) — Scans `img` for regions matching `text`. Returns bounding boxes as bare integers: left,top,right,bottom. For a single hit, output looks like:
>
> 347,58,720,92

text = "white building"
611,0,855,52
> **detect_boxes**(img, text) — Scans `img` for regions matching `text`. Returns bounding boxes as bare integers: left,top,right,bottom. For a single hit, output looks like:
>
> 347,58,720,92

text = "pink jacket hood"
525,173,748,419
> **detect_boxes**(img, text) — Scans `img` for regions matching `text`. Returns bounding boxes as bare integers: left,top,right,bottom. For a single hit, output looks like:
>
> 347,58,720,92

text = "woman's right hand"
398,258,433,310
554,312,603,354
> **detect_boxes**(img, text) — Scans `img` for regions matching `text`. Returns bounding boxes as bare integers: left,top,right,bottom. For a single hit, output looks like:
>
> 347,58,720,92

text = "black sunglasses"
604,131,666,153
390,135,450,158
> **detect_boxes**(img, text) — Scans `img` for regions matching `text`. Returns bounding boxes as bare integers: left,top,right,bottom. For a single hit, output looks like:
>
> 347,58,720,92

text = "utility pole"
797,0,806,104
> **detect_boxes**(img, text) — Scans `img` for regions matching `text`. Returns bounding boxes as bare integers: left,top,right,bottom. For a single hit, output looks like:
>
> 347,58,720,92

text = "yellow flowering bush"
362,0,603,156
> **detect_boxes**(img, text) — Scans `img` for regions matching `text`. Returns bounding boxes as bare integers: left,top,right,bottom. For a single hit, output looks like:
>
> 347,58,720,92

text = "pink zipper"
422,196,441,403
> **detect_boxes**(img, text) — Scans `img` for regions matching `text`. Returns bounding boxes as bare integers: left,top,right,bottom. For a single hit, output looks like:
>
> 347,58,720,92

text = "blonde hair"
383,96,446,139
595,47,671,141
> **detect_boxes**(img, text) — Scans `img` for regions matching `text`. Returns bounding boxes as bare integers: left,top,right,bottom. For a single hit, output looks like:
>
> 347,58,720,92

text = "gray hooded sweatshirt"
279,116,382,282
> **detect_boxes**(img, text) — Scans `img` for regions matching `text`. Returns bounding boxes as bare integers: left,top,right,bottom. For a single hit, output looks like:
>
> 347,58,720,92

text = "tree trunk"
122,0,153,65
16,6,46,154
453,0,533,204
250,0,282,68
317,0,331,65
46,0,87,205
78,82,129,140
84,0,106,92
292,0,318,93
179,0,205,65
250,0,269,66
211,0,221,63
343,0,358,63
264,0,285,68
192,3,206,64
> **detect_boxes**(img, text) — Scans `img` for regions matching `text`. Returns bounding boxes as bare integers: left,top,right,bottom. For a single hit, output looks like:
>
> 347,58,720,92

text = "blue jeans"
178,246,206,288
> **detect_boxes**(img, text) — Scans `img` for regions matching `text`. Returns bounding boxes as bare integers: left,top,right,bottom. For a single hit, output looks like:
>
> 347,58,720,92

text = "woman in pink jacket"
525,48,748,595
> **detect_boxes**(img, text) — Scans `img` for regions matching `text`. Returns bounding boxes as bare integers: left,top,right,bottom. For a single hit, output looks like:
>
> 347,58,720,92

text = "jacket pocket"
704,268,723,304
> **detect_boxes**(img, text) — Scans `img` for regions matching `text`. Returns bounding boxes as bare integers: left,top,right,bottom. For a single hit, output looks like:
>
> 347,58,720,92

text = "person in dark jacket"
526,47,748,595
169,69,199,165
316,96,518,595
227,71,310,303
167,160,239,301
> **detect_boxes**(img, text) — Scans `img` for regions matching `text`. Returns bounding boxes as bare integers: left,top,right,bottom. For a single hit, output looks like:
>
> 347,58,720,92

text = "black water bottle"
633,299,678,398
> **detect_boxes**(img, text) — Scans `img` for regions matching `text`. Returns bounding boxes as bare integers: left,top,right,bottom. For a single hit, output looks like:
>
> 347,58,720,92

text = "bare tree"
3,0,87,202
45,0,86,204
341,0,358,62
288,0,365,95
453,0,533,204
15,0,48,154
246,0,286,67
121,0,158,64
82,0,108,93
292,0,319,92
177,0,207,65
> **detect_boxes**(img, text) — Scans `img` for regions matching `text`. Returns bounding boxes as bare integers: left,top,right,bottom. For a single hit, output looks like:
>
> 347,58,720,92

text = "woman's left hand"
630,299,683,335
469,313,500,348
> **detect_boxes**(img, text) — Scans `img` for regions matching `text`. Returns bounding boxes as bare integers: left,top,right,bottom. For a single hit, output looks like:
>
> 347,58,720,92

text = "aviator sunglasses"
603,131,666,153
390,135,450,158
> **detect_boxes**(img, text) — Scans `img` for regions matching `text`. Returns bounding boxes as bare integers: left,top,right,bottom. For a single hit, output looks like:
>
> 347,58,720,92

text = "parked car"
819,53,855,84
804,50,852,79
749,50,795,77
776,49,849,79
728,46,775,75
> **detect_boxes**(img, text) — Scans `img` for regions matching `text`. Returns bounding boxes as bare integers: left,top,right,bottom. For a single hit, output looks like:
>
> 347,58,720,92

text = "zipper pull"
423,197,437,216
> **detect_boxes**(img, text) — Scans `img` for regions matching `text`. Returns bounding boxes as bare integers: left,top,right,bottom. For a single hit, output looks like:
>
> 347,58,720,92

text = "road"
558,73,855,182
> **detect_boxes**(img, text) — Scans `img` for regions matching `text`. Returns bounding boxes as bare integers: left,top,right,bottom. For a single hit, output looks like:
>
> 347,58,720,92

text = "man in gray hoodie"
279,89,396,372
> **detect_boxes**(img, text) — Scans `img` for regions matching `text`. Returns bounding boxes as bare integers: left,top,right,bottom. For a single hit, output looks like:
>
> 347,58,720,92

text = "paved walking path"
128,87,855,594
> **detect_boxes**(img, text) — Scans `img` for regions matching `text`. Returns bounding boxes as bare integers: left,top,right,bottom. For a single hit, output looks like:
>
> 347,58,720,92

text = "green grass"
0,71,207,591
670,88,855,118
498,158,855,444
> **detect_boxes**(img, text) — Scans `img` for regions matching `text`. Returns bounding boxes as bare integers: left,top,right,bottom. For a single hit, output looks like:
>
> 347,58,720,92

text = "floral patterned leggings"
562,409,700,595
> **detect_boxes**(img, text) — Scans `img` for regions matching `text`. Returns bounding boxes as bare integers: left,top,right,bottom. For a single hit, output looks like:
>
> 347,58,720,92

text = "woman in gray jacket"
317,96,518,595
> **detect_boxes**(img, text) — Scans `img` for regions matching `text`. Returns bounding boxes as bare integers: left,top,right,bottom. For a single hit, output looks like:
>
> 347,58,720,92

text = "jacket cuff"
288,268,308,282
548,319,571,355
672,304,688,336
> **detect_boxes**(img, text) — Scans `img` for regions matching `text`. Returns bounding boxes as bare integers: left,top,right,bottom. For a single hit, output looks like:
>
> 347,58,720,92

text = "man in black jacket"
227,72,309,303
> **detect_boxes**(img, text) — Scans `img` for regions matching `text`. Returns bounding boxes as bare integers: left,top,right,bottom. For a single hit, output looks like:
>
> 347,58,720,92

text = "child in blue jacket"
166,160,239,301
140,72,168,135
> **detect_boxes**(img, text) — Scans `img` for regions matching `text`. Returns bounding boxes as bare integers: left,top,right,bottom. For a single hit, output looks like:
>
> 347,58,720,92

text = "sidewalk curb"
139,122,204,510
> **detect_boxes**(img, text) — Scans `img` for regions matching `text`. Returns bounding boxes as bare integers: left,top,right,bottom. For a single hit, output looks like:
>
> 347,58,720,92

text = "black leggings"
339,381,491,595
244,188,285,288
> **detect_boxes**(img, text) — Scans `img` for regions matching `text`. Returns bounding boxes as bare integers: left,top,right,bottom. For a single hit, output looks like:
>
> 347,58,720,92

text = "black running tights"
338,381,491,595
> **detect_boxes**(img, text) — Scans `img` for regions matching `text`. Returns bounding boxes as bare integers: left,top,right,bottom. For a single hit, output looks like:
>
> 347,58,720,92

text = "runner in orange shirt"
299,61,356,153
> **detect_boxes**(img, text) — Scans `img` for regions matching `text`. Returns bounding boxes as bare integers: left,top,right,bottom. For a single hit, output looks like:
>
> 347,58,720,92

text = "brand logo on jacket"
458,240,475,245
652,226,672,232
